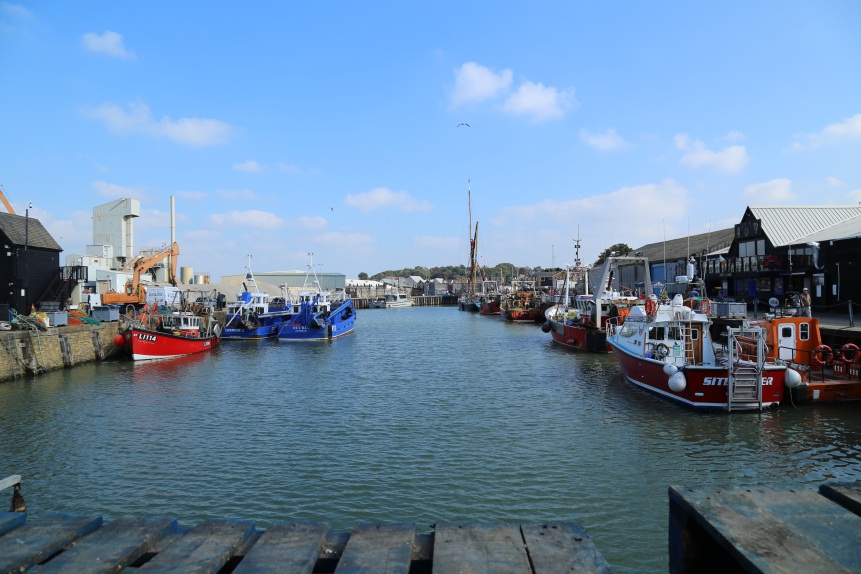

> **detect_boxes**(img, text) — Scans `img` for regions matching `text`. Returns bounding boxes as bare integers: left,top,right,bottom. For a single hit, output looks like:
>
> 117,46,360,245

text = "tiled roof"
749,206,861,246
0,212,63,251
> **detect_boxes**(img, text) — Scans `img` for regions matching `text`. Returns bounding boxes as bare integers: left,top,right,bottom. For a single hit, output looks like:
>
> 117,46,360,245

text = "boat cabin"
615,299,715,367
162,311,201,337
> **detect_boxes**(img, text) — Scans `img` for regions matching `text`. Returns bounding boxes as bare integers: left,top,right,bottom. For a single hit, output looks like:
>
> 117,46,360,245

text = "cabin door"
777,324,796,361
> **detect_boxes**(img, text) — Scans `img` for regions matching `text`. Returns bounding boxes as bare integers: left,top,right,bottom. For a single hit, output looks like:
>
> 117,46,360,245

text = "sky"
1,2,860,281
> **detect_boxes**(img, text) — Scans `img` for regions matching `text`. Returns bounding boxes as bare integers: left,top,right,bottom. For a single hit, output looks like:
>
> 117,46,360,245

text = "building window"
738,240,765,257
800,323,809,341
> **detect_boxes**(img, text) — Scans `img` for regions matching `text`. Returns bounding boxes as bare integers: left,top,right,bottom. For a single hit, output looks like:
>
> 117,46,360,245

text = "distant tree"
594,243,633,266
358,272,368,280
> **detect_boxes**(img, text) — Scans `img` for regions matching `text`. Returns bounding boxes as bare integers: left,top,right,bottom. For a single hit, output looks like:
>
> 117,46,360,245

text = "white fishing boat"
369,291,414,309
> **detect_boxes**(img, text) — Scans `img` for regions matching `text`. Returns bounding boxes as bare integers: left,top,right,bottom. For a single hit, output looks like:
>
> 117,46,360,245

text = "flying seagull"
457,122,470,127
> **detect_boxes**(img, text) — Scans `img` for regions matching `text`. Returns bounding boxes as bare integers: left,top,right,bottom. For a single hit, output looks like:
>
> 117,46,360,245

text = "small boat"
742,312,861,403
477,281,501,315
542,253,644,352
607,293,787,411
124,304,221,361
500,282,544,322
369,291,414,309
458,179,481,313
277,257,356,341
222,256,292,340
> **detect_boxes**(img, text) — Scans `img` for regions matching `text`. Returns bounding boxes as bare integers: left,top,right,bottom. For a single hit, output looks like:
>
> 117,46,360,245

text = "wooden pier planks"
334,523,415,574
433,524,533,574
521,523,612,574
0,511,26,536
32,516,177,574
135,519,256,573
0,514,102,574
232,522,331,574
669,483,861,574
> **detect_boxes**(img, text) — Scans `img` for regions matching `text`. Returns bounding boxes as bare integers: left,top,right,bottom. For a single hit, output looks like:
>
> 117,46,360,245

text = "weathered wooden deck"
669,481,861,573
0,515,611,573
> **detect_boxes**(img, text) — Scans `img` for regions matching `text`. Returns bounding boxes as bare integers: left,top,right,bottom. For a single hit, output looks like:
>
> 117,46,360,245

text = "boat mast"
467,180,477,297
245,253,259,293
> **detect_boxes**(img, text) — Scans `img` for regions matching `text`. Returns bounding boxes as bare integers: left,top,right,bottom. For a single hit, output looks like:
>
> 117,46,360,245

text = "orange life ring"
764,255,780,268
812,344,833,366
644,298,657,317
840,343,860,364
700,298,711,315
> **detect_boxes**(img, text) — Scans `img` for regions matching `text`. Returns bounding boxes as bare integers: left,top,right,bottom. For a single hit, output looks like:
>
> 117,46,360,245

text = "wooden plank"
820,481,861,517
521,523,612,574
232,522,330,574
670,485,861,573
432,524,531,574
0,512,26,536
136,519,256,574
0,514,102,574
334,523,415,574
33,516,177,574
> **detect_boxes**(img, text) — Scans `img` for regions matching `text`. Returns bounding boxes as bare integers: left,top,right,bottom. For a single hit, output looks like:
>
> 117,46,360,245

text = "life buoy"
764,255,780,269
700,298,711,315
840,343,859,364
812,344,833,366
644,298,657,317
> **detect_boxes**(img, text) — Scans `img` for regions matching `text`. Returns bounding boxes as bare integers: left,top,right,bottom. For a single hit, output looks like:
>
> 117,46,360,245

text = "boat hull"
608,338,785,411
458,298,480,312
278,300,356,341
221,314,289,340
501,308,544,322
128,328,219,361
545,317,609,352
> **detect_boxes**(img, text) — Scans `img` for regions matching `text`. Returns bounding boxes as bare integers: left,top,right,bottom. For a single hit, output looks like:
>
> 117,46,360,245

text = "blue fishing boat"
221,256,292,340
277,257,356,341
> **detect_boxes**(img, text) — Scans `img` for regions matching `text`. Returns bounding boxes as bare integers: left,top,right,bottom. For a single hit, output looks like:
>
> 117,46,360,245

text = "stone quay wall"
0,323,122,383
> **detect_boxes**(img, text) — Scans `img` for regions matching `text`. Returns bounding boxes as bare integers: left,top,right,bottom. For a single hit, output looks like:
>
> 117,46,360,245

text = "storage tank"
194,274,208,285
180,267,194,284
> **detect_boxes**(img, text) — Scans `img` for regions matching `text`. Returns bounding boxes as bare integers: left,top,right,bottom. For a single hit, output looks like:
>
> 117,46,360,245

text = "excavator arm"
102,242,180,305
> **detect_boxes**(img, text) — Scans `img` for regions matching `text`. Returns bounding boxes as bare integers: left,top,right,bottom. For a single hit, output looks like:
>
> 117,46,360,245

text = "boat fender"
784,368,804,389
541,322,551,333
812,344,833,366
663,363,678,376
840,343,859,364
668,371,686,392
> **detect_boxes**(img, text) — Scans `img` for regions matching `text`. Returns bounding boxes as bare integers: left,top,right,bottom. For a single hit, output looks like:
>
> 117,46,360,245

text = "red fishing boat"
500,282,544,322
607,294,787,411
123,307,221,361
542,253,646,352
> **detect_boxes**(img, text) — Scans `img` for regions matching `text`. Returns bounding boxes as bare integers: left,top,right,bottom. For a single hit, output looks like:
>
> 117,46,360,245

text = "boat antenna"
245,253,260,293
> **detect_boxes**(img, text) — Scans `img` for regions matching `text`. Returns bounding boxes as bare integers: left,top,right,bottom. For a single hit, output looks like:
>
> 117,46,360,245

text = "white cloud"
316,231,376,252
503,81,577,122
826,176,846,187
217,188,256,200
295,216,327,230
580,128,629,151
345,187,432,213
743,178,795,202
675,134,748,173
92,180,143,199
450,62,513,106
233,160,262,173
85,102,232,147
209,210,284,229
176,190,208,201
82,31,135,59
791,114,861,151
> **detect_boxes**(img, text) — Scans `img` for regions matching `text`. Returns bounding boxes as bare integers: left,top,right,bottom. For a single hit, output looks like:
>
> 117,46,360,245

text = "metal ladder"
726,326,766,411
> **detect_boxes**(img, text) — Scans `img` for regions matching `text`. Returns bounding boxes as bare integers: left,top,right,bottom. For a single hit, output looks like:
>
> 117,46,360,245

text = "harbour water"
2,306,861,572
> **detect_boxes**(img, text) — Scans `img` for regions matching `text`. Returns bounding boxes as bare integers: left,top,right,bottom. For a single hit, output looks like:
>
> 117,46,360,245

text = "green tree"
358,272,368,280
594,243,633,266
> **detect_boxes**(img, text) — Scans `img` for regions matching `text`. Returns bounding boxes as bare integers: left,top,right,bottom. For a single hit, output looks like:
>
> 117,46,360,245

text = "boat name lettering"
703,377,774,386
136,333,158,342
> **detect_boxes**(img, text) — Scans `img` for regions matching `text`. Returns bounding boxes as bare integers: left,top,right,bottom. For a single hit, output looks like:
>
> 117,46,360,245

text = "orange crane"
0,187,17,214
102,242,180,305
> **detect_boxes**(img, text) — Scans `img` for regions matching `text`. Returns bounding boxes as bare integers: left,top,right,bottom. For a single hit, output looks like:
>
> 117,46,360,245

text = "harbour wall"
0,323,121,383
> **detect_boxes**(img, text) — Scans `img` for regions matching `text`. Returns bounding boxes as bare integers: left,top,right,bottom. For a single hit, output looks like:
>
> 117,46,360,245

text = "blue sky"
2,2,860,280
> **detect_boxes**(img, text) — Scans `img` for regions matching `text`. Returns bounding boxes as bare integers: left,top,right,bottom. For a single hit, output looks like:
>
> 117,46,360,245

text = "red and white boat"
124,309,221,361
542,254,646,352
607,294,787,411
500,282,545,322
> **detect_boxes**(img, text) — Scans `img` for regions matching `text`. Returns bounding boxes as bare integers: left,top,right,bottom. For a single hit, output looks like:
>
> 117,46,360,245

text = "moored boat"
500,282,544,322
369,291,414,309
277,257,356,341
741,314,861,403
542,253,645,352
458,179,481,313
124,305,221,361
607,294,786,411
222,256,292,340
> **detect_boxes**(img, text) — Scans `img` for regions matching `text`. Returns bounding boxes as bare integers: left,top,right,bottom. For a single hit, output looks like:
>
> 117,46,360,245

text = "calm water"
2,306,861,572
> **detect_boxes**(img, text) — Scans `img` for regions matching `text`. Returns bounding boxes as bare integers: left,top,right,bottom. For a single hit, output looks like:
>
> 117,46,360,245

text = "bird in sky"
457,122,470,127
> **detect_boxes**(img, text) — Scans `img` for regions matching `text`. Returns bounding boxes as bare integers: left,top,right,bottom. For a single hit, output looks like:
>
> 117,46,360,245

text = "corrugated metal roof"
748,206,861,246
0,212,63,251
633,228,735,263
790,214,861,244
